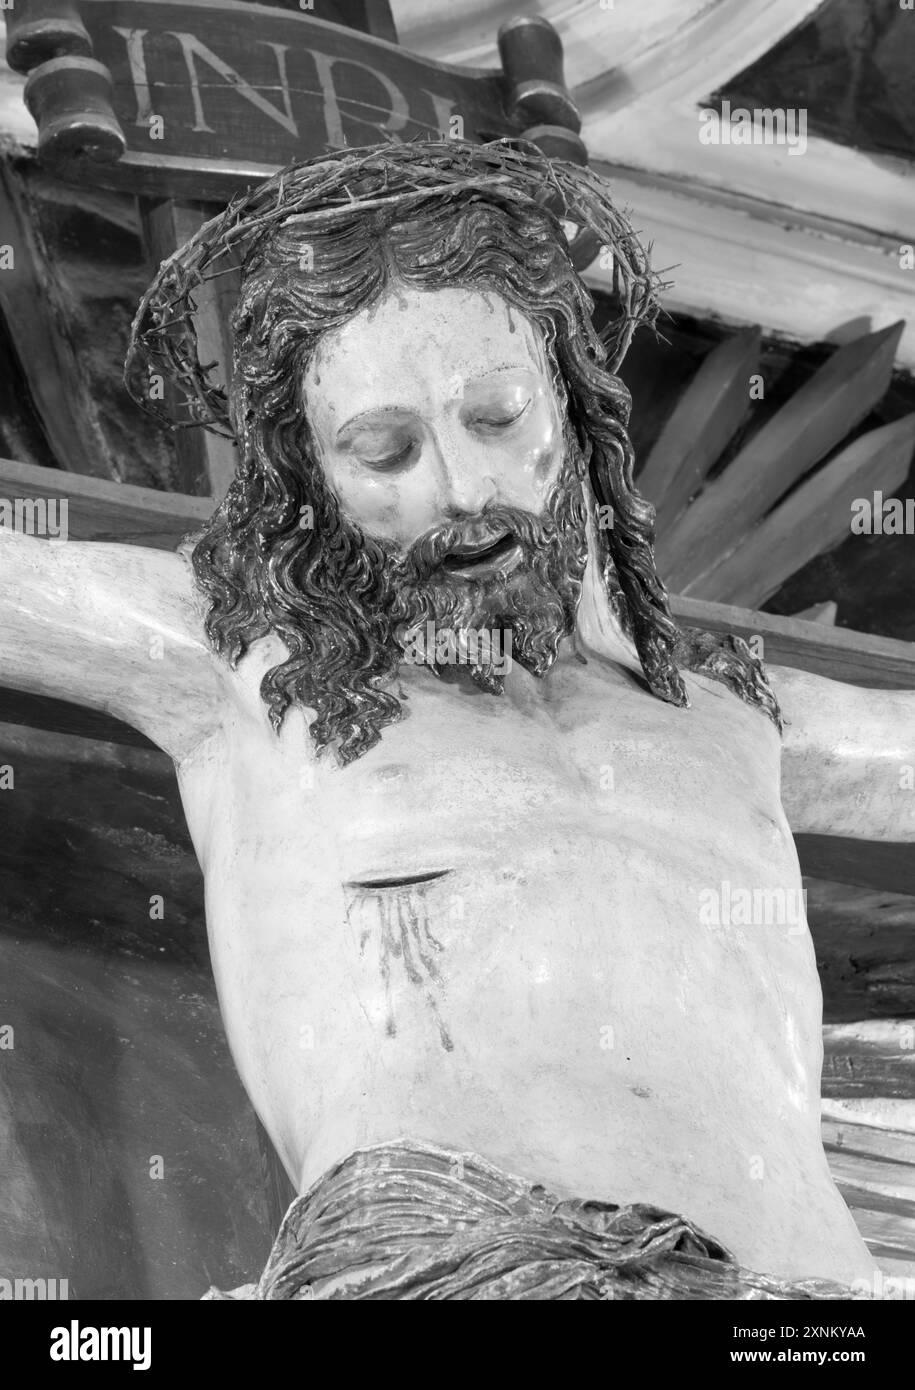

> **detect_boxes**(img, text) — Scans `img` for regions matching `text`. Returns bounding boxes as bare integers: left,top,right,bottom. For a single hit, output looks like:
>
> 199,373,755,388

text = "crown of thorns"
126,138,662,440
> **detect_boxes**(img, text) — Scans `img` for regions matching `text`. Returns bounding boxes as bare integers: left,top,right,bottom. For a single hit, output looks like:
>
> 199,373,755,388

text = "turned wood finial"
498,16,586,166
5,0,92,72
497,18,593,267
6,0,126,166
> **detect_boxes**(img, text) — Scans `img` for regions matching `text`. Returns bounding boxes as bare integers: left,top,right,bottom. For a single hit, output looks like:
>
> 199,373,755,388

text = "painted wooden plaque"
6,0,542,199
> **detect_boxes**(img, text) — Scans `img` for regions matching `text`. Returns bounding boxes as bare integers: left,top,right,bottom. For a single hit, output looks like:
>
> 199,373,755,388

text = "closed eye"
358,438,417,471
472,399,531,430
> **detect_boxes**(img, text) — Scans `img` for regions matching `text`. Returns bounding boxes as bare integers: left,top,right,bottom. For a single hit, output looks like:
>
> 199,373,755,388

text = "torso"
173,618,875,1286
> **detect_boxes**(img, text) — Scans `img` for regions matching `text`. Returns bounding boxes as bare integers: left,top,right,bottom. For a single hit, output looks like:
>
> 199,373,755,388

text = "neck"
572,492,639,670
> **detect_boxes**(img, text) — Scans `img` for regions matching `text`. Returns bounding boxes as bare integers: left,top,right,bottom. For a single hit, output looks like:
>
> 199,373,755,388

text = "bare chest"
180,652,800,979
176,653,830,1233
289,656,789,885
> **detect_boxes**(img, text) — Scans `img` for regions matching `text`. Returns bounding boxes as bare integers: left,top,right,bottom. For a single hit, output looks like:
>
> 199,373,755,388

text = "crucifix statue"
2,140,911,1300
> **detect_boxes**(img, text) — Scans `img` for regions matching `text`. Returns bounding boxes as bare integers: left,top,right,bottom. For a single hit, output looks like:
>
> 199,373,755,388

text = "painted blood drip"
349,886,453,1051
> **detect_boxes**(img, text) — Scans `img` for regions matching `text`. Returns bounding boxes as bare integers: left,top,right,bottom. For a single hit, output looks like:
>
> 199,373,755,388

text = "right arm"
0,529,227,761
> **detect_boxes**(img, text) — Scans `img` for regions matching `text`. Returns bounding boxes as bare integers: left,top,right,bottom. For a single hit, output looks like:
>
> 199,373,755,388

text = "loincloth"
204,1139,861,1300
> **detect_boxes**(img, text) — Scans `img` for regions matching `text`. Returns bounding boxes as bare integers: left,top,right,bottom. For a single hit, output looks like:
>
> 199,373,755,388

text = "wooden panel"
0,454,212,546
0,155,113,478
0,688,156,749
822,1086,915,1271
138,197,239,499
0,305,58,474
0,722,271,1297
806,878,912,1034
8,0,522,200
797,835,915,900
637,325,760,534
657,322,905,591
808,880,915,1025
334,0,397,45
823,1118,915,1166
671,595,915,690
831,1151,915,1207
843,1206,915,1265
823,1098,915,1134
821,1022,915,1102
688,413,915,607
238,0,397,45
717,0,915,166
0,156,184,492
793,600,837,625
585,165,915,375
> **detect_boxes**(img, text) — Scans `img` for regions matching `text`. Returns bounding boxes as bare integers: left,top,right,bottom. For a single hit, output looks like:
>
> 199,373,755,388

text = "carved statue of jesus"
2,142,911,1299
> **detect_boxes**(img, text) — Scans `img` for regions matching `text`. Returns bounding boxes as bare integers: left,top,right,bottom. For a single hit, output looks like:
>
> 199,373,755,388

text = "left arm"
771,664,915,841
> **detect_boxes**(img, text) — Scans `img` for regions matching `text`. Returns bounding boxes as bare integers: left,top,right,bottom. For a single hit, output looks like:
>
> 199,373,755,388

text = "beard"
228,437,590,762
380,455,588,694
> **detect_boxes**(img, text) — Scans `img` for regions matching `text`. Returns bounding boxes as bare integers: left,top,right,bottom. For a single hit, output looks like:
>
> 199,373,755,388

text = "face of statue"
199,263,591,761
287,281,587,721
192,187,775,762
303,287,566,578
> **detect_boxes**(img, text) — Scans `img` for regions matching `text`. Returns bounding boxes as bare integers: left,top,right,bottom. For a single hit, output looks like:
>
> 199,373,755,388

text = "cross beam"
2,455,913,897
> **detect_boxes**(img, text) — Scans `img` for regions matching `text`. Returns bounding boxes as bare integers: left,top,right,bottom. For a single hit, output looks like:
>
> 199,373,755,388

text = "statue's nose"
435,440,497,518
442,482,498,522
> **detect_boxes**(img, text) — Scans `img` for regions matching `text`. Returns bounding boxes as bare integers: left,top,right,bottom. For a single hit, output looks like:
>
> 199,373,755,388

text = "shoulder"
682,666,783,768
84,541,214,661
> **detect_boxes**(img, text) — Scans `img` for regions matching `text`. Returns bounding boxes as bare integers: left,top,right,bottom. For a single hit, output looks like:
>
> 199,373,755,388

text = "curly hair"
191,189,780,762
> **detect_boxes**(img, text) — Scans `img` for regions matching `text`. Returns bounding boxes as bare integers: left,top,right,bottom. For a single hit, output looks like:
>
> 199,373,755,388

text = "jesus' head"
189,166,778,763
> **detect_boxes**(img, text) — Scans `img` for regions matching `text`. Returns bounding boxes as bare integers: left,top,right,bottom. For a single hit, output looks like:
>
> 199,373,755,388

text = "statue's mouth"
441,530,522,581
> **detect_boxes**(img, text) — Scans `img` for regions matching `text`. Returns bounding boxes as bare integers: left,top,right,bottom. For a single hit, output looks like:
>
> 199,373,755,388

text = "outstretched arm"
0,530,226,761
772,663,915,841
